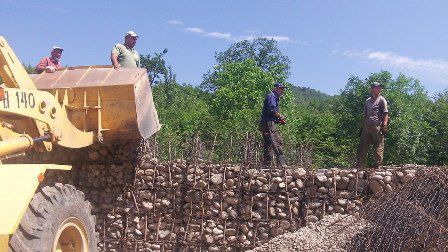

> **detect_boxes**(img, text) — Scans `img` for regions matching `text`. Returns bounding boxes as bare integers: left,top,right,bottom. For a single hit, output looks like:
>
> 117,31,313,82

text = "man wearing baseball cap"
111,31,140,69
35,46,64,73
259,82,288,168
355,81,389,169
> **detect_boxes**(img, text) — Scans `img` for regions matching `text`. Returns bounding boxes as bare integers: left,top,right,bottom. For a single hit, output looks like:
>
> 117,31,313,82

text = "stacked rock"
7,139,424,251
135,160,185,189
181,163,243,250
84,142,137,252
238,168,305,247
303,168,367,224
125,157,184,251
368,166,418,194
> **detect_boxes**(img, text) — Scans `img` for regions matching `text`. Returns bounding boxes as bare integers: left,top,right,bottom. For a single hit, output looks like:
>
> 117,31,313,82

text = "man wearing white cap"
111,31,140,69
35,46,63,73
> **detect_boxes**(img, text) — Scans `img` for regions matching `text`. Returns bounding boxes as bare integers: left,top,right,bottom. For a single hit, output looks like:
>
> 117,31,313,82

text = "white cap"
125,31,139,37
52,46,64,51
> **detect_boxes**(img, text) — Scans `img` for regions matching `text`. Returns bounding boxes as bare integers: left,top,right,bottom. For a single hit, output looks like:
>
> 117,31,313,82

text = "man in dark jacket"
260,83,288,168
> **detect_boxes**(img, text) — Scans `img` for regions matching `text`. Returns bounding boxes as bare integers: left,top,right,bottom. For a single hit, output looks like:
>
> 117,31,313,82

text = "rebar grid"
319,167,448,252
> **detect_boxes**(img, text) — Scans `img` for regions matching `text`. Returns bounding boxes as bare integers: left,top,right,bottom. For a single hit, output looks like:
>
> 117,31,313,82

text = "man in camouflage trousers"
355,81,389,169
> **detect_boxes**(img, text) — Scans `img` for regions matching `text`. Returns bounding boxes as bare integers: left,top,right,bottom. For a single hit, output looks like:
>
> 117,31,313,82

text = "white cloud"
245,30,260,34
263,36,310,45
206,32,232,40
343,49,448,73
185,27,206,34
263,36,292,43
178,22,296,44
340,49,448,88
168,20,183,26
331,49,340,54
235,35,257,41
185,27,234,40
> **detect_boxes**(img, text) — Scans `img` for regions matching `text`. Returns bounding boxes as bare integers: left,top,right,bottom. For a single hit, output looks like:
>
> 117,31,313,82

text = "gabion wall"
11,140,426,251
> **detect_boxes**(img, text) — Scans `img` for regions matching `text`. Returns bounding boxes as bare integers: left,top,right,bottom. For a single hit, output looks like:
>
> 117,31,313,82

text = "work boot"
277,155,289,168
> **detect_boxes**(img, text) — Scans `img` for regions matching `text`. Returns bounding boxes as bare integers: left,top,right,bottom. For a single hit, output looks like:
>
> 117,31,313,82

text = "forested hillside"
290,85,331,104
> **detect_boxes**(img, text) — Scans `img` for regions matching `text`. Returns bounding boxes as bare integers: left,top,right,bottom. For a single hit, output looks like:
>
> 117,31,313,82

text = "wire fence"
148,131,331,168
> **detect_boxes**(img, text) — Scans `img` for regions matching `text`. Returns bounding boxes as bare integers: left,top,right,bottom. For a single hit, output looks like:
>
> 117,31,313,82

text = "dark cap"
274,83,287,89
370,81,383,88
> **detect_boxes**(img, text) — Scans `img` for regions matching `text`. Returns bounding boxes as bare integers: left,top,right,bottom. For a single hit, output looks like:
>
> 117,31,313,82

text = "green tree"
381,74,433,164
202,38,291,92
153,83,212,134
335,71,434,166
290,86,331,105
428,91,448,165
140,48,213,144
140,49,173,85
207,59,292,132
283,102,342,167
210,60,273,118
334,75,368,155
23,63,36,74
140,49,209,131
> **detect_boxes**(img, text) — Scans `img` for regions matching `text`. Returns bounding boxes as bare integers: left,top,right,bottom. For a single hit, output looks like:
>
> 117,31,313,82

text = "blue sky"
1,0,448,95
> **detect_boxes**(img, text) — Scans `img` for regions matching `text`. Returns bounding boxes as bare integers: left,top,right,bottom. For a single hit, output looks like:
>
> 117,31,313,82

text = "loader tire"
8,183,98,252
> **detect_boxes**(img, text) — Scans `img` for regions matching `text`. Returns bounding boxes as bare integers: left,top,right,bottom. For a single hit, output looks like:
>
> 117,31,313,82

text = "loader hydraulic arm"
0,134,51,158
0,36,53,151
0,36,94,149
0,37,37,90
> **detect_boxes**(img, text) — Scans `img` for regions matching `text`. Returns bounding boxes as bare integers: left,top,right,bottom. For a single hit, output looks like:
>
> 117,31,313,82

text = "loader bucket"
30,66,160,143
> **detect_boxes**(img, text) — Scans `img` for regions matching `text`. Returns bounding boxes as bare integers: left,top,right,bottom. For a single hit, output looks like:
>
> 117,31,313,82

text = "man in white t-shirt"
111,31,140,69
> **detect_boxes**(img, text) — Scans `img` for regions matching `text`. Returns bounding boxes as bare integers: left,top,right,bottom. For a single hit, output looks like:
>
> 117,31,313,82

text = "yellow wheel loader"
0,36,160,251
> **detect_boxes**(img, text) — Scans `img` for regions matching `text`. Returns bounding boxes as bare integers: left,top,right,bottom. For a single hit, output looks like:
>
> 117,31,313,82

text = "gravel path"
249,214,368,252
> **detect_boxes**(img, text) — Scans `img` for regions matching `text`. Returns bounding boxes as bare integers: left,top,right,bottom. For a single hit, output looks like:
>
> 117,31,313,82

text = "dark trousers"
259,121,284,165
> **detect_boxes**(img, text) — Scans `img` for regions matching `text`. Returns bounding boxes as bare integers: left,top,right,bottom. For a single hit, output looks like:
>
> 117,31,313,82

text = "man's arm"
110,53,121,69
266,95,283,119
35,58,48,74
381,98,389,134
136,52,141,67
380,112,389,135
35,58,57,73
383,113,389,127
381,98,389,127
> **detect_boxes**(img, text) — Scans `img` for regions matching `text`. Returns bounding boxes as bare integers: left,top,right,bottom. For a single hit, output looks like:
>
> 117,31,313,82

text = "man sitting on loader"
35,46,64,73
